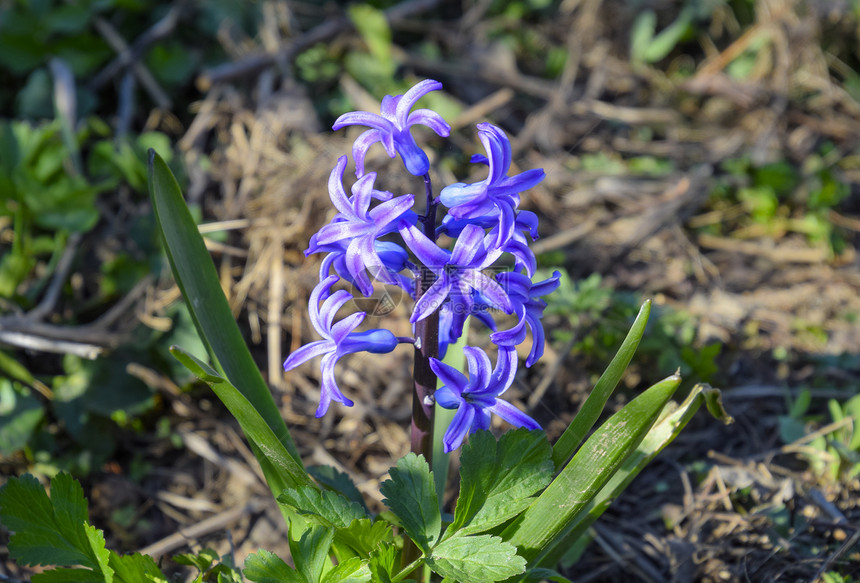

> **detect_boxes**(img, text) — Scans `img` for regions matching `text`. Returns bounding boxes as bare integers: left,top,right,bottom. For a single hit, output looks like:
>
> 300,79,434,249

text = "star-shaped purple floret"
431,346,540,452
399,222,513,323
332,79,451,177
439,210,540,276
306,156,415,296
491,271,561,367
439,123,545,246
284,276,398,417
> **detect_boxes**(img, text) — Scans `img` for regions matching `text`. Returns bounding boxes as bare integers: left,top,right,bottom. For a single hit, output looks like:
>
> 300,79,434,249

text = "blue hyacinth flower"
284,276,398,417
332,79,451,177
440,123,545,246
431,346,540,452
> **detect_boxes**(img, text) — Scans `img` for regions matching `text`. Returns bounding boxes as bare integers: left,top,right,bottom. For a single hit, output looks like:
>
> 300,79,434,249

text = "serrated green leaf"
291,526,334,583
322,557,371,583
367,544,401,583
379,453,440,554
243,549,303,583
308,466,367,512
449,429,552,537
109,551,168,583
277,485,367,529
426,535,525,583
333,518,393,557
0,473,112,580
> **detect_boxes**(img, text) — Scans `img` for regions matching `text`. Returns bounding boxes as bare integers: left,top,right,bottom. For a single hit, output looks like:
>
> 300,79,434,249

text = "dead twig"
197,0,443,90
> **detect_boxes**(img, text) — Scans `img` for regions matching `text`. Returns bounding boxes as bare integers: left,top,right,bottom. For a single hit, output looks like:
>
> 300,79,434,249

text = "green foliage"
278,486,368,529
424,535,525,583
449,429,553,537
541,270,723,386
704,153,850,257
779,390,860,481
0,117,175,467
0,472,168,582
380,453,441,554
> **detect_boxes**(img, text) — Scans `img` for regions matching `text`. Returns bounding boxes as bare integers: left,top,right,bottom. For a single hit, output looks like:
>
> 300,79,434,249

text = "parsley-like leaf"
0,473,112,579
321,556,371,583
379,453,440,554
243,549,303,583
308,466,367,512
291,526,334,583
449,429,552,536
109,552,169,583
278,486,367,529
426,535,525,583
333,518,393,557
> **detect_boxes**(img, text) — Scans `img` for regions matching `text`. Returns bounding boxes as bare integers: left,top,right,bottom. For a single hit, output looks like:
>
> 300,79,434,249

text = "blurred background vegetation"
1,0,859,580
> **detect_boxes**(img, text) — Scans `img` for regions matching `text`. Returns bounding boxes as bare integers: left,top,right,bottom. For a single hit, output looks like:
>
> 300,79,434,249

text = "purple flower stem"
403,173,440,581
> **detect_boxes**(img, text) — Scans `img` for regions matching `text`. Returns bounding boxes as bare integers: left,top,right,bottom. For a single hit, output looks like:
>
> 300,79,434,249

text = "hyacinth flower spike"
431,346,540,452
332,79,451,177
283,275,398,417
306,156,415,296
440,123,545,246
491,271,562,367
399,221,512,323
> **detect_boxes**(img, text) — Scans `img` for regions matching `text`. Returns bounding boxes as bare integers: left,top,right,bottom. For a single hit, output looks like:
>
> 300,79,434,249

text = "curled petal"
489,346,518,396
487,399,541,430
308,276,339,335
318,352,354,417
349,172,377,217
443,404,476,453
407,109,451,137
333,111,393,132
283,340,330,371
329,311,365,344
463,346,493,393
490,304,528,347
318,289,355,334
351,128,388,177
524,309,546,367
396,79,443,124
431,358,469,397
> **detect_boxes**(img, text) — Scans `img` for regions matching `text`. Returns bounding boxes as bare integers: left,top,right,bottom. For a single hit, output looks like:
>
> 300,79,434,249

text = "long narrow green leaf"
502,373,681,565
552,300,651,469
147,151,304,495
541,383,733,568
170,347,313,489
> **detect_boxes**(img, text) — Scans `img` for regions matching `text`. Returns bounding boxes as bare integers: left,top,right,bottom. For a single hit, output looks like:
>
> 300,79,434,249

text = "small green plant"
542,270,723,385
702,152,850,258
0,116,180,470
779,389,860,481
